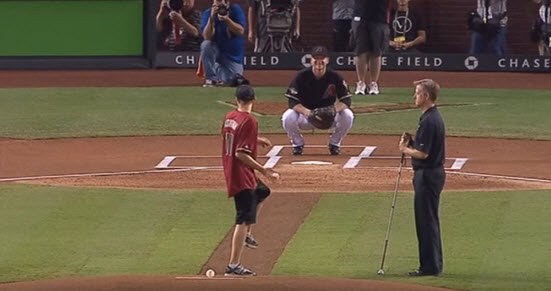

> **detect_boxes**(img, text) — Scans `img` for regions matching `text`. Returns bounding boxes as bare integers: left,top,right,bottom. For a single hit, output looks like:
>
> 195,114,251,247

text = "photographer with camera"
468,0,508,56
200,0,246,87
533,0,551,56
156,0,202,51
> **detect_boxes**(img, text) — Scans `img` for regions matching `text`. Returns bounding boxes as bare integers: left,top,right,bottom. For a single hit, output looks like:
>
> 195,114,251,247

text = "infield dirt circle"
1,69,550,291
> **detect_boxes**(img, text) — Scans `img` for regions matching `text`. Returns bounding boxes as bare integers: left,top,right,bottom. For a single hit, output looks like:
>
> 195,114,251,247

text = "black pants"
333,19,352,52
412,167,445,274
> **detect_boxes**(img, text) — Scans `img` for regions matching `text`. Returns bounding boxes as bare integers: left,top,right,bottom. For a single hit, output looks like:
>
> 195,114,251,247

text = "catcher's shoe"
292,145,303,155
245,234,258,249
329,144,340,155
225,264,257,276
355,81,366,95
368,82,380,95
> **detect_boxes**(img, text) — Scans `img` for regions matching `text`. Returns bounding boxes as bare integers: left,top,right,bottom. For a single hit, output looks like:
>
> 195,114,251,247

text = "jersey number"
224,132,234,156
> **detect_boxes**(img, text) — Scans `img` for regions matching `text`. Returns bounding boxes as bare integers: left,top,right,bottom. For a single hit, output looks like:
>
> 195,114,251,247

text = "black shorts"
233,179,271,225
351,19,390,56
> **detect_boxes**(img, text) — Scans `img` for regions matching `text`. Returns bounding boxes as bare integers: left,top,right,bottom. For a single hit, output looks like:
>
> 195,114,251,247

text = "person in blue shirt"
201,0,246,87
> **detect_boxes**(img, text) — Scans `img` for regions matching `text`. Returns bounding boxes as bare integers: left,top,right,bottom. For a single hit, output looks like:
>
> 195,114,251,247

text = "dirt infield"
2,69,551,90
1,69,550,290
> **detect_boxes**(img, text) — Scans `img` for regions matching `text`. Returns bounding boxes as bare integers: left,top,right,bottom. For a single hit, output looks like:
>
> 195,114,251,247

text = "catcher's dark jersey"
412,106,445,169
285,67,351,110
221,110,258,197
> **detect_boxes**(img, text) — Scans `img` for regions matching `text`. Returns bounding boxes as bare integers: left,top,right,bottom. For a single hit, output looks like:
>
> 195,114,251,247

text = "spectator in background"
533,0,551,56
332,0,354,52
389,0,426,53
201,0,246,87
156,0,202,51
248,0,301,52
469,0,508,56
351,0,390,95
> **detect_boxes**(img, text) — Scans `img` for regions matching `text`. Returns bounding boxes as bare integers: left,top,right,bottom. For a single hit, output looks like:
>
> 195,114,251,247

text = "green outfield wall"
0,0,143,56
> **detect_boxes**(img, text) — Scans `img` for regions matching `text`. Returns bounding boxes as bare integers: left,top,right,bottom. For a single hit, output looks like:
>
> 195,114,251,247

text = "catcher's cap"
311,46,329,58
235,84,255,102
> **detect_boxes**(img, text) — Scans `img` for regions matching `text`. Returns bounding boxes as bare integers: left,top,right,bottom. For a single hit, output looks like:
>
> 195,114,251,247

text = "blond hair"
413,79,440,102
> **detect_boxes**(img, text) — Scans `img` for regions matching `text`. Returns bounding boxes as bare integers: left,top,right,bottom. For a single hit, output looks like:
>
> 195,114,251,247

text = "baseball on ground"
206,269,215,278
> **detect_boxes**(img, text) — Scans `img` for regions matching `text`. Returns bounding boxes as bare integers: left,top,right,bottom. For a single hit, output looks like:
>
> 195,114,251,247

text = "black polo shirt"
412,106,446,169
285,67,351,110
353,0,389,23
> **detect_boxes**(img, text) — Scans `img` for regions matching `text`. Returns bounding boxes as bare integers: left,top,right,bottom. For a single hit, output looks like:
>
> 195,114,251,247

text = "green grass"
0,87,550,139
272,190,551,290
4,184,550,290
0,184,233,282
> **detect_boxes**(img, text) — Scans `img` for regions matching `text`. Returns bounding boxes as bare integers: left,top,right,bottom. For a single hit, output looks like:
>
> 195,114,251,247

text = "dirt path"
200,192,322,276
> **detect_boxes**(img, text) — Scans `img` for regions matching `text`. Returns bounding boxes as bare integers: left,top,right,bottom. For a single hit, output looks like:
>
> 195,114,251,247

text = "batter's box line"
154,145,377,170
153,146,469,171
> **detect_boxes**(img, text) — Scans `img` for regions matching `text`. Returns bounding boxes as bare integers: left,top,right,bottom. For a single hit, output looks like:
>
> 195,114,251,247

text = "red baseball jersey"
221,110,258,197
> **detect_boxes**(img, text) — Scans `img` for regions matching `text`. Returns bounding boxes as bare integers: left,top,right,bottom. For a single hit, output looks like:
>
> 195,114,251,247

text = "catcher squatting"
282,46,354,155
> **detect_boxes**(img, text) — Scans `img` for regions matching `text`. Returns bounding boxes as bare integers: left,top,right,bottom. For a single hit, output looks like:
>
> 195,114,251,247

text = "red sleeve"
235,117,257,155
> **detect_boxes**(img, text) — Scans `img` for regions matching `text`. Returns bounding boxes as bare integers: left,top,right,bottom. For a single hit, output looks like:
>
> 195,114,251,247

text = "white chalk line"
448,171,551,184
3,166,549,185
0,167,222,183
353,167,551,184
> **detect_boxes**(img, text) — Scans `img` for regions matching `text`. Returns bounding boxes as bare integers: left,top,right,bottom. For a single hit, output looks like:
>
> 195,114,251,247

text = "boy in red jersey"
221,84,280,276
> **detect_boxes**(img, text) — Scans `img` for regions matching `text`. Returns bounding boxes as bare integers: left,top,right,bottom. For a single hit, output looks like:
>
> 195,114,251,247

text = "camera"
168,0,183,11
217,4,228,16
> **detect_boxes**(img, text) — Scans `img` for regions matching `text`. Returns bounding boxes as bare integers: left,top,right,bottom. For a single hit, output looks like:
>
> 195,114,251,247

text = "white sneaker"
202,79,215,88
368,82,380,95
354,81,366,95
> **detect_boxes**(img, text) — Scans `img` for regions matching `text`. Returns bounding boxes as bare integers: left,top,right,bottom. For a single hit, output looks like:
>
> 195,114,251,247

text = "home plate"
291,161,333,165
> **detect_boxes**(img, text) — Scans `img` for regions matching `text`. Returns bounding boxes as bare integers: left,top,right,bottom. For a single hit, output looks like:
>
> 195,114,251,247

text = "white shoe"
354,81,366,95
202,79,215,88
368,82,380,95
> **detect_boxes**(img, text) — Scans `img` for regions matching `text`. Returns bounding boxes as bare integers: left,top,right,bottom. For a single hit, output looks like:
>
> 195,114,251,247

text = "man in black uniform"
399,79,446,277
282,46,353,155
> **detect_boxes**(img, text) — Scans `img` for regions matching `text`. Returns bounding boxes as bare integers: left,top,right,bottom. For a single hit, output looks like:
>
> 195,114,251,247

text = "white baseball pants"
281,108,354,147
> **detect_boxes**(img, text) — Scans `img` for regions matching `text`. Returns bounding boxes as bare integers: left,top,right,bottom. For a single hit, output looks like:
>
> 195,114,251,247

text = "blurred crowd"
156,0,550,56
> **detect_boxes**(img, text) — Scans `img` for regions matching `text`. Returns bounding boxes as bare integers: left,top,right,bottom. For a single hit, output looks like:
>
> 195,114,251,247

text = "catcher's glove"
308,106,336,130
401,132,414,147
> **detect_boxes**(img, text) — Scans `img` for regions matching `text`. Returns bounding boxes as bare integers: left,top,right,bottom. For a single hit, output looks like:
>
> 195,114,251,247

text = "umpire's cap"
235,84,255,102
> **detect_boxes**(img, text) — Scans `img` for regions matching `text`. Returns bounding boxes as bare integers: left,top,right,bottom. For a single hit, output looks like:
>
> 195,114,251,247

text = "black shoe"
245,234,258,249
408,269,441,277
328,144,340,155
292,145,303,155
225,264,257,276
